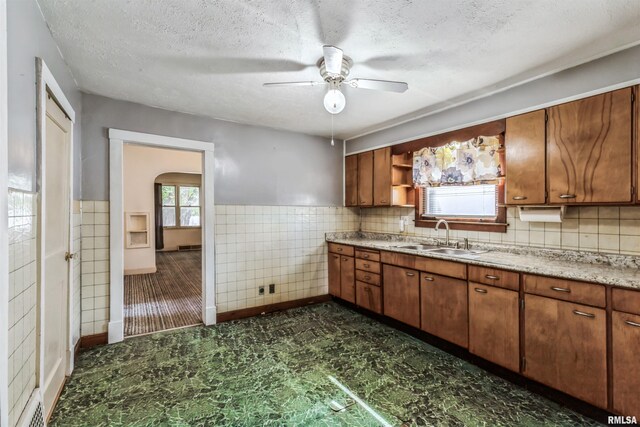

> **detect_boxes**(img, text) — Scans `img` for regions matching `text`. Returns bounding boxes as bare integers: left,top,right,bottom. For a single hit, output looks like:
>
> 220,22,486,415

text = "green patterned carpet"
50,302,601,426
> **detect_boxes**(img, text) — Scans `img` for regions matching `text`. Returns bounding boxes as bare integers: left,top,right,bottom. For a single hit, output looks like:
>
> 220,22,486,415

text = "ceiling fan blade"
323,45,344,76
263,81,326,87
345,78,408,93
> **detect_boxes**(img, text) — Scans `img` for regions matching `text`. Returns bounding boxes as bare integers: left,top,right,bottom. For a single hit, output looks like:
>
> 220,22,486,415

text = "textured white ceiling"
38,0,640,139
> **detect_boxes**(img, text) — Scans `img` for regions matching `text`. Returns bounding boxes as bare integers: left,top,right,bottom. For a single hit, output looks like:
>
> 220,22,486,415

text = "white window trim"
109,129,216,344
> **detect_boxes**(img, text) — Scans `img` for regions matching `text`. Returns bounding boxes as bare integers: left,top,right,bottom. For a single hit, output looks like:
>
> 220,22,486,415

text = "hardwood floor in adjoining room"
124,250,202,337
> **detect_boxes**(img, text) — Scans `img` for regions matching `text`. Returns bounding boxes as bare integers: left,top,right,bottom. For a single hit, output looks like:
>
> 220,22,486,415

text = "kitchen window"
161,184,201,228
423,184,497,218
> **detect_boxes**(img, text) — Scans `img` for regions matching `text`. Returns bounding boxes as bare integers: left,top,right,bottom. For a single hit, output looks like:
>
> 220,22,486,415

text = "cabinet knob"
332,255,339,259
551,286,571,293
625,320,640,328
474,288,488,294
559,194,577,199
342,258,348,261
572,310,595,318
485,274,499,280
512,196,528,201
424,276,434,281
406,272,415,277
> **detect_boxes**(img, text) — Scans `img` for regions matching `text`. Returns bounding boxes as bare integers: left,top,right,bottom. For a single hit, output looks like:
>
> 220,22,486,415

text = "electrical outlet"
258,286,265,296
269,283,275,294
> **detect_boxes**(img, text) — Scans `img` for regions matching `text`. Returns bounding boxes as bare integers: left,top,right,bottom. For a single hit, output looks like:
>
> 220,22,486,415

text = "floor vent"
178,245,202,251
17,390,44,427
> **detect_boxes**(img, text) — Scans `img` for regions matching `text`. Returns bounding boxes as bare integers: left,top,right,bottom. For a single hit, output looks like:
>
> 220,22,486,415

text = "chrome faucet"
435,219,450,246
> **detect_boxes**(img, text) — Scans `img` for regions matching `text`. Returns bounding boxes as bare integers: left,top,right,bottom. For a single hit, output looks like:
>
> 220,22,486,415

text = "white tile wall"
7,190,37,427
80,201,110,337
361,206,640,255
214,206,359,312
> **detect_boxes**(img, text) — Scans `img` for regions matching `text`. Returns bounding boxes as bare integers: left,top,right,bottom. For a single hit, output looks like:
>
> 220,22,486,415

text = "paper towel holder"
518,206,566,223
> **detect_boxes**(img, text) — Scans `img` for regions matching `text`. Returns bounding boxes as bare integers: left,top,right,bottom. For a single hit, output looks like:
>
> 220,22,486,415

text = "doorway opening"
122,146,203,337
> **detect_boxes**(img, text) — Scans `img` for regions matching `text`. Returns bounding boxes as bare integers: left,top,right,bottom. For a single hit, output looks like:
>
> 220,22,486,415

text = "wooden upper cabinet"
357,151,374,206
345,155,358,207
547,88,633,204
373,147,392,206
524,294,607,409
505,110,546,204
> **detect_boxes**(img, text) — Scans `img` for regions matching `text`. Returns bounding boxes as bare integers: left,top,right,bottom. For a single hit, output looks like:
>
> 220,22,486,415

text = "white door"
42,95,71,418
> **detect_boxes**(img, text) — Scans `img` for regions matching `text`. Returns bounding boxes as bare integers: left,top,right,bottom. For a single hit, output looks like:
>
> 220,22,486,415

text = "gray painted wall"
347,45,640,153
8,0,82,196
81,93,343,206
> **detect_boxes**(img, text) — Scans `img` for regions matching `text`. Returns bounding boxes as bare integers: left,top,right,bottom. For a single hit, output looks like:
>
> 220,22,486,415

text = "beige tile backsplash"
360,205,640,256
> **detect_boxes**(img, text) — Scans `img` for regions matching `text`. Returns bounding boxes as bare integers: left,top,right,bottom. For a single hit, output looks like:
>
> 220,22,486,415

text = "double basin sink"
392,244,487,257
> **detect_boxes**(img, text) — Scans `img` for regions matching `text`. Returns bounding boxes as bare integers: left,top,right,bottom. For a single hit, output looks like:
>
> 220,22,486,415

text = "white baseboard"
204,305,217,326
108,321,124,343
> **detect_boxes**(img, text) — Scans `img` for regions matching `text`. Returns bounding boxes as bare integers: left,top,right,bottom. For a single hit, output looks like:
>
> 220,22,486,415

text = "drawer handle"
332,255,339,259
474,288,488,294
406,272,415,277
559,194,576,199
551,286,571,293
342,258,348,261
364,263,370,268
625,320,640,328
337,248,343,252
362,254,369,259
573,310,595,319
512,196,527,200
364,275,371,280
485,274,499,280
424,276,434,281
380,199,388,203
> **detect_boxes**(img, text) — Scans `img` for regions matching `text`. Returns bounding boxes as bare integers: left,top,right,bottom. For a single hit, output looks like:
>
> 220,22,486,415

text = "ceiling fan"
263,45,408,114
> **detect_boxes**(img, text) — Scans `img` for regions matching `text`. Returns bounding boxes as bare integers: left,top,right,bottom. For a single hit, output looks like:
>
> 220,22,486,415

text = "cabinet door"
373,147,392,206
345,155,358,207
524,294,607,408
357,151,374,206
383,265,420,328
468,283,519,371
356,281,382,314
547,88,632,204
328,253,341,297
612,311,640,418
340,256,355,303
421,273,468,348
505,110,546,204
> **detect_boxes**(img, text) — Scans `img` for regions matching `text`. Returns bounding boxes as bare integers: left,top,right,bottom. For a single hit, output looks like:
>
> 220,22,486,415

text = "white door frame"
35,58,76,389
108,129,216,344
0,1,10,425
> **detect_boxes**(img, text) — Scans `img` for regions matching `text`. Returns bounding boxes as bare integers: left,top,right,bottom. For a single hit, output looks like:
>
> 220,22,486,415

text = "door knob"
64,252,75,262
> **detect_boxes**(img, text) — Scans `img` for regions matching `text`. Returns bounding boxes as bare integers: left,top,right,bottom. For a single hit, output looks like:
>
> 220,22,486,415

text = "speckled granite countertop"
326,231,640,290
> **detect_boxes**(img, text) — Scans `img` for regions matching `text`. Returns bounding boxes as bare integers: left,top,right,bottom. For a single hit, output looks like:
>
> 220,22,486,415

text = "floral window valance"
412,135,504,186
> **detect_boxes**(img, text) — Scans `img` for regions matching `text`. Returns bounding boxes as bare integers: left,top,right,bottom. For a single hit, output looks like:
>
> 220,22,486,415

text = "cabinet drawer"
612,288,640,315
355,249,380,262
355,270,380,286
356,281,382,314
381,251,467,280
355,258,380,274
328,243,354,256
523,274,605,307
468,266,519,291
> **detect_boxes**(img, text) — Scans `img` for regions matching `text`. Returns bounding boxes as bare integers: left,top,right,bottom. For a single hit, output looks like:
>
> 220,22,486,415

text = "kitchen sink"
394,244,441,251
428,248,487,256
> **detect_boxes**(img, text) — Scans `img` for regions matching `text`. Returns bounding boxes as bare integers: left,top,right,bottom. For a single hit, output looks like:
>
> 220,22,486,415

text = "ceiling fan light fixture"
324,86,346,114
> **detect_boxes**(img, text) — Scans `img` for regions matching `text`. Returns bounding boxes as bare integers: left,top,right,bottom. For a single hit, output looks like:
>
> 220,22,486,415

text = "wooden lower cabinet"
383,265,420,328
356,281,382,314
524,294,607,409
612,311,640,417
420,273,468,348
468,283,520,371
340,256,355,303
328,253,341,297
